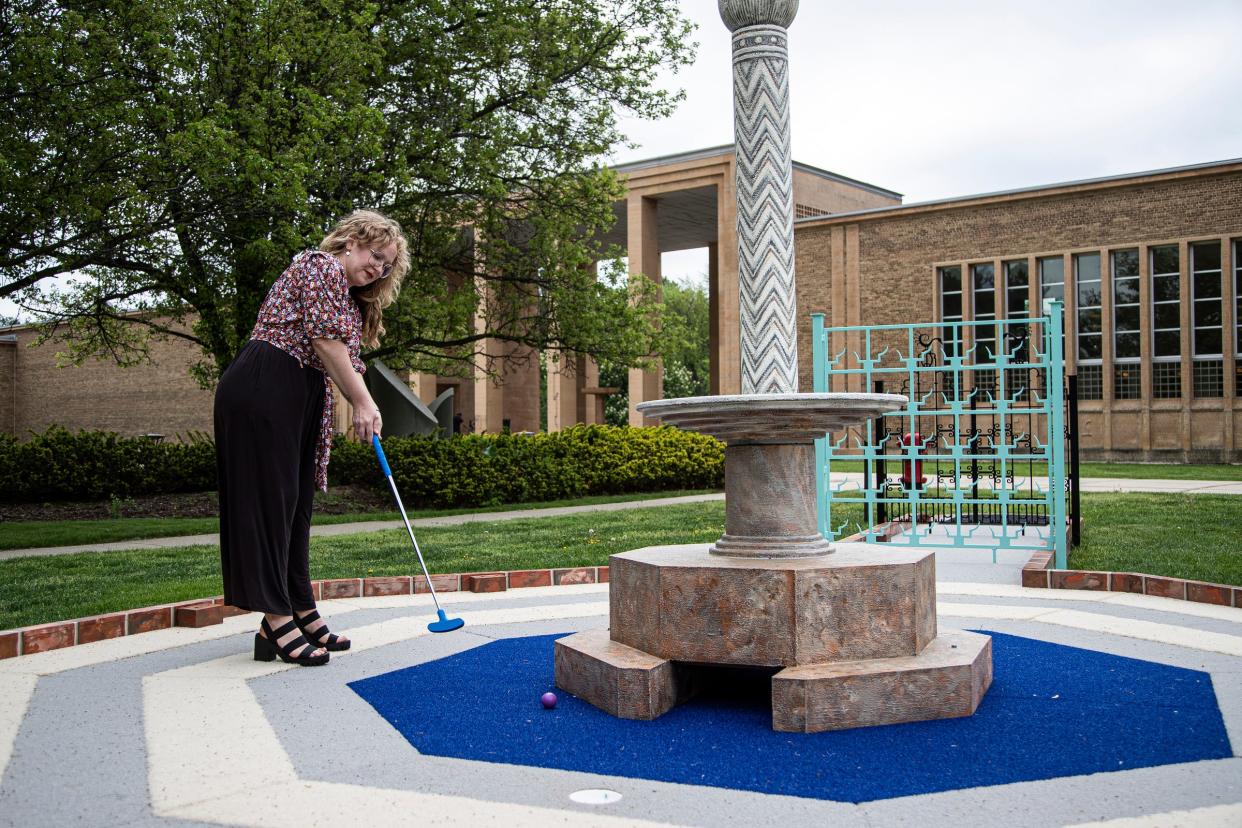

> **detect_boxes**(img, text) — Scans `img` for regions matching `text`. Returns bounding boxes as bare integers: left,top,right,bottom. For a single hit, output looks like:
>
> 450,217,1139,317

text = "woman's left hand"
352,400,382,444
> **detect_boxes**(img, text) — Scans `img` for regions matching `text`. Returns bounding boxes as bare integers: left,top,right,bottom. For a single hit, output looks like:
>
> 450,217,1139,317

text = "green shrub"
1,426,217,502
333,425,723,509
3,424,724,506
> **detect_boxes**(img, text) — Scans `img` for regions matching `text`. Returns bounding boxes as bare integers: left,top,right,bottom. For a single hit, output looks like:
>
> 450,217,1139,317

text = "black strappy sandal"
295,609,351,652
254,617,330,666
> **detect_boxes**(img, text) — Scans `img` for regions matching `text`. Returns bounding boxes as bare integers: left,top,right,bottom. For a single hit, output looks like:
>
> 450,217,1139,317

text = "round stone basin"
637,393,908,558
635,393,907,443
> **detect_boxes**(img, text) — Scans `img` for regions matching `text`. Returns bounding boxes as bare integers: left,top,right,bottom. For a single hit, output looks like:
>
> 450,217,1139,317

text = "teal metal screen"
813,301,1069,568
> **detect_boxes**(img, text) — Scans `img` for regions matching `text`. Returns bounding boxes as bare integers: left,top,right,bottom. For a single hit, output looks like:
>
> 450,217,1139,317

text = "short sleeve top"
250,250,366,491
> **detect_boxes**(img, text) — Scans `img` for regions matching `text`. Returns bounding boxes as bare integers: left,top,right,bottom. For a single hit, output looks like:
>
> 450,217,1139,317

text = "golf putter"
372,434,464,633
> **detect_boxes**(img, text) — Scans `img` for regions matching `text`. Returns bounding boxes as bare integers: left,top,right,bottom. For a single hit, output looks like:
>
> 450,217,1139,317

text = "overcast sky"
620,0,1242,202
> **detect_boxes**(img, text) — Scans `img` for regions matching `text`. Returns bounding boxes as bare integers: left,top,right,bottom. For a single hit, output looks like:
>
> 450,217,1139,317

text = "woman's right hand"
353,399,382,444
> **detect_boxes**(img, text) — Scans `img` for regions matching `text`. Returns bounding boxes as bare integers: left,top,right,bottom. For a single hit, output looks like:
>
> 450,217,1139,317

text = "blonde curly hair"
319,209,409,347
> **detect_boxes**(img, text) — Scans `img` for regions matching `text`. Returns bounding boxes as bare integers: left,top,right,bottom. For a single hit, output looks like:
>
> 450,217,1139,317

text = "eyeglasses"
367,247,393,279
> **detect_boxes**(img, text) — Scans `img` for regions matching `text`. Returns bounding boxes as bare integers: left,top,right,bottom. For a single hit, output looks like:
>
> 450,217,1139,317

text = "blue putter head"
428,608,464,633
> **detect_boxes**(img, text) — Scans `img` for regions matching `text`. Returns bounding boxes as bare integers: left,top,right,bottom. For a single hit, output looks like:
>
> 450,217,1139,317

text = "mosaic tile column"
721,0,801,394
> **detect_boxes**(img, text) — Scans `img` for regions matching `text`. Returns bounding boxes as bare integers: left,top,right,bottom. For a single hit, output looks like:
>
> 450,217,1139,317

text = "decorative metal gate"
812,300,1072,568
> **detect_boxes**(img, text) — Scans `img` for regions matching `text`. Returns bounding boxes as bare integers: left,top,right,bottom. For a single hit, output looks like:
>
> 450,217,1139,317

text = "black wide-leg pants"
214,340,324,614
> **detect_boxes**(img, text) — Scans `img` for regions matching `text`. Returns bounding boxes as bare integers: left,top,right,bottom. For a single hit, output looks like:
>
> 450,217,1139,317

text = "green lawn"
1,491,1239,631
0,501,748,630
1069,493,1242,585
0,489,721,551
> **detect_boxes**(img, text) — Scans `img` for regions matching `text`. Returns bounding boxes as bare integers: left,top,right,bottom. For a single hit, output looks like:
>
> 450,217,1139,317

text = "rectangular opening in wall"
1150,244,1180,399
1191,240,1223,398
1153,361,1181,399
971,262,996,362
1111,249,1140,399
1234,239,1241,362
1193,360,1223,398
1039,255,1067,360
1235,239,1241,398
1112,363,1140,399
1074,253,1102,396
938,265,962,360
1078,364,1103,400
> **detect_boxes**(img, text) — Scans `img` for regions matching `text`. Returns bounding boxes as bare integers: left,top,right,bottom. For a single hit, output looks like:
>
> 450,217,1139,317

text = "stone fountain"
553,0,991,732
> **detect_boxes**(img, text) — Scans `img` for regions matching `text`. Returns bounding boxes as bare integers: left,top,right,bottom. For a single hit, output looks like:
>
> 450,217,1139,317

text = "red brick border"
1023,552,1239,608
0,565,611,660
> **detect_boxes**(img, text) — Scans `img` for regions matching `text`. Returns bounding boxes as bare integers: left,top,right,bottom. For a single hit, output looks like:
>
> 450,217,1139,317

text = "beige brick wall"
3,323,215,440
794,168,1242,461
792,167,900,215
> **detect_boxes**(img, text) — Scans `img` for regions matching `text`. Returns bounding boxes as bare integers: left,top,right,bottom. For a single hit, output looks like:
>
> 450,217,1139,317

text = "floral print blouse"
250,250,366,491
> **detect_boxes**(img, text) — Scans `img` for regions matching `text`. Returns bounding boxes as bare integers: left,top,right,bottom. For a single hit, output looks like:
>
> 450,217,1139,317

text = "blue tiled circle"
349,632,1231,803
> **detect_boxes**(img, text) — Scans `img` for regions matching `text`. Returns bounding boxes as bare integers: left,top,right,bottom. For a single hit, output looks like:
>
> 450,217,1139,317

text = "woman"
214,210,408,665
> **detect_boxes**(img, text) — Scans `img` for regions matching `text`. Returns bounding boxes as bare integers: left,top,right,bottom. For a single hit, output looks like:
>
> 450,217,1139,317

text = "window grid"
1111,249,1140,400
1150,245,1181,363
1153,362,1181,399
939,265,963,359
1113,364,1140,399
1038,255,1067,359
1234,240,1241,359
1004,260,1029,318
1075,252,1102,366
1193,360,1224,398
1191,241,1223,398
1077,364,1103,400
971,263,996,362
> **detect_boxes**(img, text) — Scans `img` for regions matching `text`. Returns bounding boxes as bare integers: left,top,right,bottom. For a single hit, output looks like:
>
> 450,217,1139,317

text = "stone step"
772,630,993,732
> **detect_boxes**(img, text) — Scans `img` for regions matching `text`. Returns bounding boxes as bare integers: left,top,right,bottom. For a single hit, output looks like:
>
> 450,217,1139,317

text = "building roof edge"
795,157,1242,227
610,145,901,198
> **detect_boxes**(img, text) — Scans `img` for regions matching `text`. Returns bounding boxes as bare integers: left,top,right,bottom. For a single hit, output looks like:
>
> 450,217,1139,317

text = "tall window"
1003,259,1030,397
939,265,963,359
1039,255,1067,365
1075,252,1102,399
1191,241,1224,397
1111,249,1140,399
1150,245,1181,399
1235,240,1241,395
971,262,997,393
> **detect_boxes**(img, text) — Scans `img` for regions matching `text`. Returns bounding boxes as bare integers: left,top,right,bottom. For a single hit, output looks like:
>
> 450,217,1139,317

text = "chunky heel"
295,609,350,652
253,633,278,662
255,617,329,666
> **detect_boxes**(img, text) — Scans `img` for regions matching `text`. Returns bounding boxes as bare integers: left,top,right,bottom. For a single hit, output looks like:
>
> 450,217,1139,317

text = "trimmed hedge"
331,424,724,507
2,424,724,507
0,427,218,503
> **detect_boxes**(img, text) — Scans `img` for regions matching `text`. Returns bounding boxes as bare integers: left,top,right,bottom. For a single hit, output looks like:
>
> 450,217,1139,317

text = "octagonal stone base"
610,543,936,667
554,542,993,733
772,630,992,732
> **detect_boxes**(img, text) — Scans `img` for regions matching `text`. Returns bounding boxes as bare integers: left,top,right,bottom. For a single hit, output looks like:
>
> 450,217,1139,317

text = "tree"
0,0,695,385
600,273,710,425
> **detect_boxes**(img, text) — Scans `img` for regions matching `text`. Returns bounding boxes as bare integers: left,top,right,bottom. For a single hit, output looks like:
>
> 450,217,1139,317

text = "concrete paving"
1,569,1240,827
3,476,1239,561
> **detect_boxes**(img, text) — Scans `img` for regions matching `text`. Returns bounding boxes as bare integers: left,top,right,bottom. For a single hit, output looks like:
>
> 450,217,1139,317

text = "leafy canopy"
0,0,696,385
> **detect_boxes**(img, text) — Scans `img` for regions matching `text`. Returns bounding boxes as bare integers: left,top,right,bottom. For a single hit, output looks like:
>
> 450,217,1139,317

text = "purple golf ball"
541,691,558,709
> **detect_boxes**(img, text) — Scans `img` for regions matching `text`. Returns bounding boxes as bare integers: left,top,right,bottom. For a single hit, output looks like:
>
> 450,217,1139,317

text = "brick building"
793,157,1242,462
3,149,1239,461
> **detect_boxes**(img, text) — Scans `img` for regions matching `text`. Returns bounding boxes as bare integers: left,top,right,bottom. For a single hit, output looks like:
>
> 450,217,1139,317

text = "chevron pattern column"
720,0,800,394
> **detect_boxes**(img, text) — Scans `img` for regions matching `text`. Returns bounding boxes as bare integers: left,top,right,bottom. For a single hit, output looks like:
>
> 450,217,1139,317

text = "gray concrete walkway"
2,577,1240,827
2,475,1239,561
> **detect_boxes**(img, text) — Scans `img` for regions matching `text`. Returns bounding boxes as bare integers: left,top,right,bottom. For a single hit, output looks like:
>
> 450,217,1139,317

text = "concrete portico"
546,145,901,430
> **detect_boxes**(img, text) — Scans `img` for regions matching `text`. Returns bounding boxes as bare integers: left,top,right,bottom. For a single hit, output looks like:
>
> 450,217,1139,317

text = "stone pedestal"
555,541,992,732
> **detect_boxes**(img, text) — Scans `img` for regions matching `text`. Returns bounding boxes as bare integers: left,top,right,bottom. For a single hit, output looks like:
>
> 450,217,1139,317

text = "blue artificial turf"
348,632,1231,803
